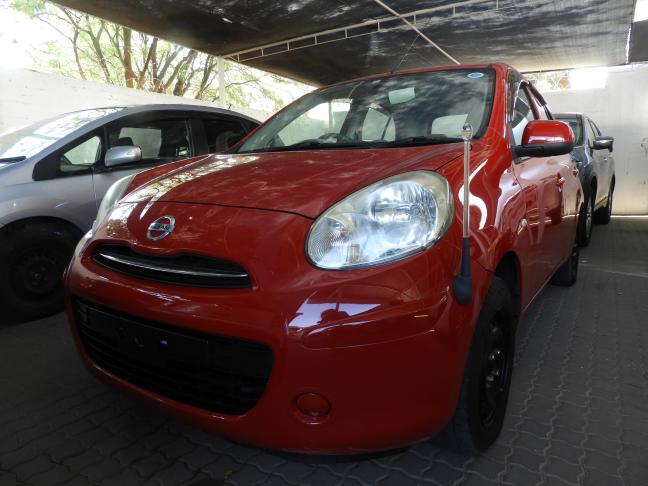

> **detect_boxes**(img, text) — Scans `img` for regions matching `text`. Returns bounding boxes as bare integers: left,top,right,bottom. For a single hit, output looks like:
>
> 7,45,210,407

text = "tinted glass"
511,86,536,146
588,118,601,136
0,108,122,161
529,93,549,120
584,118,597,147
203,118,247,153
59,135,102,174
236,69,495,153
108,119,190,163
361,107,395,141
276,100,351,146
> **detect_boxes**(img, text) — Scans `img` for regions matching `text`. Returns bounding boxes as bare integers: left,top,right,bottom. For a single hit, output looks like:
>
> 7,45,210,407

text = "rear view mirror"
105,145,142,167
593,136,614,152
514,120,575,158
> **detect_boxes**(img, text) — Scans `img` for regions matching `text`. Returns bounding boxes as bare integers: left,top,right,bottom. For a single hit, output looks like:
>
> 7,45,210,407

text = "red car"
65,63,581,454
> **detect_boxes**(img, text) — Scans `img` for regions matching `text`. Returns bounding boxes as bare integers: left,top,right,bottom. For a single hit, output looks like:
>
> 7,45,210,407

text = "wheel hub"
480,318,510,426
11,251,63,297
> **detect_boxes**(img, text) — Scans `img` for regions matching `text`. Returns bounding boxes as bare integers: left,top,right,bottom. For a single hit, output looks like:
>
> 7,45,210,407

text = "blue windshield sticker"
467,72,484,79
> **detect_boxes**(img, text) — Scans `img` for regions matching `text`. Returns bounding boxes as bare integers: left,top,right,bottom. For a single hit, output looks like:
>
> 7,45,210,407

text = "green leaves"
7,0,310,111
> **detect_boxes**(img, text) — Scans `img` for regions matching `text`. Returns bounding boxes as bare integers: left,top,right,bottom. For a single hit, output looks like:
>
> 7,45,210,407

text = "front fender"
0,193,90,233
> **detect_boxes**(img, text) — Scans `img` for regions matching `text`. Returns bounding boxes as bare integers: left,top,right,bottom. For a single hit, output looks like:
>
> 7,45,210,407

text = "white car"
0,104,258,321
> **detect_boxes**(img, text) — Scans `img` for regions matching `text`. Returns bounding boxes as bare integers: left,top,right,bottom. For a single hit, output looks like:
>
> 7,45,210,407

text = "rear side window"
108,119,190,163
511,86,537,146
203,118,247,153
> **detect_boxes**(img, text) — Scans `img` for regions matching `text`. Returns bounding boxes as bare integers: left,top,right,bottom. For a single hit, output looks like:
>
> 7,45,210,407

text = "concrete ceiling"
53,0,638,85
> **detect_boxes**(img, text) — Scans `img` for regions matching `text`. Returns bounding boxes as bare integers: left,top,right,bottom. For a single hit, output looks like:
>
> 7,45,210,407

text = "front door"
587,117,613,204
510,83,566,303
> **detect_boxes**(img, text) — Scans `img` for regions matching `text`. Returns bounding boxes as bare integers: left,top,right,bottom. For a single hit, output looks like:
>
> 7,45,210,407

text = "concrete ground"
1,218,647,486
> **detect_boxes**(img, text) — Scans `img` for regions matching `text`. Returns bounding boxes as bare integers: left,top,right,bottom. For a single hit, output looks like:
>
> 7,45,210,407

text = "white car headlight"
307,171,454,269
92,174,136,233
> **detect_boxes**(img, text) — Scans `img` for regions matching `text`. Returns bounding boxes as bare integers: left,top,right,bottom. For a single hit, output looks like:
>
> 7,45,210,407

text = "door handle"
556,176,566,186
572,167,579,176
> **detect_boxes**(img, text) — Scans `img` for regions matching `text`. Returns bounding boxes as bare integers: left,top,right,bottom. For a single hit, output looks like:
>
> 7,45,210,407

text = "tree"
10,0,308,110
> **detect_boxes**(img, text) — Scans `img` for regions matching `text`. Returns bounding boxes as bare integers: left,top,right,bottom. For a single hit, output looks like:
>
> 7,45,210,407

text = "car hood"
123,145,463,219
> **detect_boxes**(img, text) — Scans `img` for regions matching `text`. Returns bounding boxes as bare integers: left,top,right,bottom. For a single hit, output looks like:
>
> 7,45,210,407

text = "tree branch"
86,19,113,83
137,37,157,89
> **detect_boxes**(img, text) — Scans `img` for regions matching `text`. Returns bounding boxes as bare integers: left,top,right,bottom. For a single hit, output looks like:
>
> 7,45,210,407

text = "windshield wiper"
242,140,375,153
0,156,26,163
237,135,464,154
382,136,463,148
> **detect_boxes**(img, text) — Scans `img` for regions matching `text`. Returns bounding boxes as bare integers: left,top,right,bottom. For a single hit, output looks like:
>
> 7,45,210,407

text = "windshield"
555,116,584,146
0,107,123,161
236,69,495,153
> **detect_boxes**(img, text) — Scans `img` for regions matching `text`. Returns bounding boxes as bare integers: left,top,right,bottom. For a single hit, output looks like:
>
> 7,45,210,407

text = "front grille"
74,299,273,415
92,244,251,288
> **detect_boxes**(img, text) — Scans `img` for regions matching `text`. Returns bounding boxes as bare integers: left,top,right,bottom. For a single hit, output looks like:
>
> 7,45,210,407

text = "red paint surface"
65,63,582,453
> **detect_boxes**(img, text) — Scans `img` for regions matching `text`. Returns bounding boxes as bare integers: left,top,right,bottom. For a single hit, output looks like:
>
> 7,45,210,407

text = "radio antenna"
453,123,474,305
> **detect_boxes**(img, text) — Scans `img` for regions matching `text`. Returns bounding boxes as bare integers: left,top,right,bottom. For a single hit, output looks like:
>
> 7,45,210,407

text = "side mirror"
104,145,142,167
593,136,614,152
514,120,575,158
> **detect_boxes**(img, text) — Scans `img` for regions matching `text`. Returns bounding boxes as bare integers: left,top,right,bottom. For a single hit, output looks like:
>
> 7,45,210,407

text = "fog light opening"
295,392,331,418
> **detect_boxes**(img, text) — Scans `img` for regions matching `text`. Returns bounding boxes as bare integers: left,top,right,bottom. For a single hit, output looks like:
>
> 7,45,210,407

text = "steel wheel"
11,249,66,299
441,277,515,454
479,314,513,428
585,196,593,239
0,222,80,322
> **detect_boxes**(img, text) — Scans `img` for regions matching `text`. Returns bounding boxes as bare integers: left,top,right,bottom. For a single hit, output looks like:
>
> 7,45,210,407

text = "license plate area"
84,306,209,368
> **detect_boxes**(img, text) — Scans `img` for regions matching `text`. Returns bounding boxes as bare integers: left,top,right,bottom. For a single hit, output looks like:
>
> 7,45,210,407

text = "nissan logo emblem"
147,216,176,241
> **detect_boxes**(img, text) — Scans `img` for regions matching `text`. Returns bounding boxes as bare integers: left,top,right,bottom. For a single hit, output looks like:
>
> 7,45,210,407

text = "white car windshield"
0,107,123,162
236,69,495,153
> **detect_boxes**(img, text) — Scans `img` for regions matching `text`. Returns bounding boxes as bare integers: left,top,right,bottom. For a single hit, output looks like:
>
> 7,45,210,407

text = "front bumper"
65,202,487,453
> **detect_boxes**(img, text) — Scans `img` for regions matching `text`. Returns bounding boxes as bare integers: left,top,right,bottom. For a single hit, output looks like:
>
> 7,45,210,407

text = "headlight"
307,171,453,269
92,174,136,233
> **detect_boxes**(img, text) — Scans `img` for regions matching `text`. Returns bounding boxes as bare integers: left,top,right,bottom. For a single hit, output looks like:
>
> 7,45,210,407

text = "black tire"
594,182,613,225
0,221,80,322
549,242,579,287
441,277,515,454
577,192,594,247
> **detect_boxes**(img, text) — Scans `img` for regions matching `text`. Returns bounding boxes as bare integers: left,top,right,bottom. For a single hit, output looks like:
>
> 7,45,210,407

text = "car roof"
14,104,259,164
58,104,260,124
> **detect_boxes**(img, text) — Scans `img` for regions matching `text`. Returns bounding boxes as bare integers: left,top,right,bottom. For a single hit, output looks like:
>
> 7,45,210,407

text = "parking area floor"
1,217,648,486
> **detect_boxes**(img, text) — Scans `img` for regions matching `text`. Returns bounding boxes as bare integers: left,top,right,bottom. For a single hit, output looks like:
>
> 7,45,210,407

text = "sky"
0,2,57,70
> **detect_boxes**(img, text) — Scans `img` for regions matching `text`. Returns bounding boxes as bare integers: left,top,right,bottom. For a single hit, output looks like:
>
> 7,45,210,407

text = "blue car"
555,113,615,246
